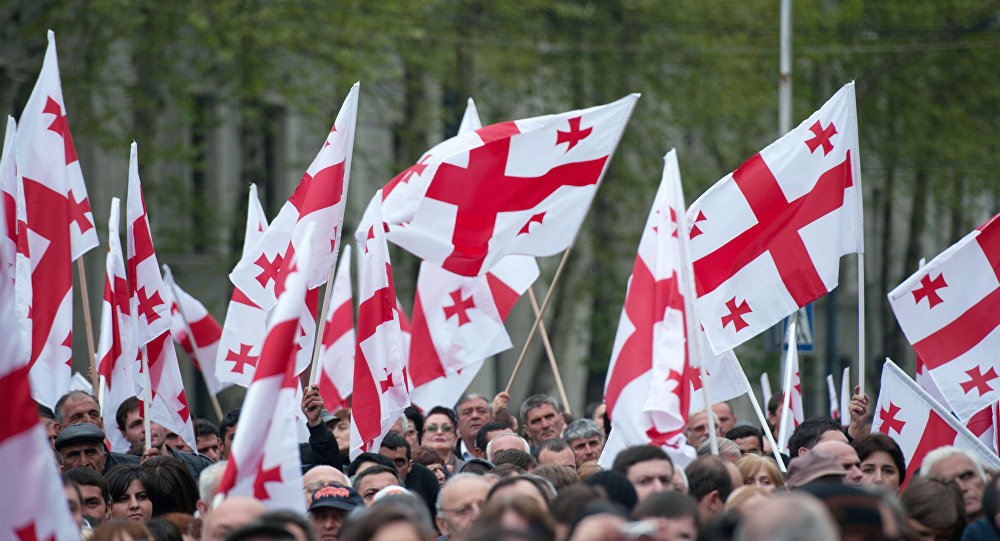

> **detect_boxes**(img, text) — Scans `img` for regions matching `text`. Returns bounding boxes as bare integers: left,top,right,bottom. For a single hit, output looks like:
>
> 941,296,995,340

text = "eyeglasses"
425,424,453,433
441,501,481,519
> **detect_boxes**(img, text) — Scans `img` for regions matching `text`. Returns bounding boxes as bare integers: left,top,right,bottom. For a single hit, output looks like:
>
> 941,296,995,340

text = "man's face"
78,483,111,522
733,436,761,456
570,436,603,465
64,485,83,527
712,403,736,434
815,441,863,485
477,429,514,458
538,446,576,468
358,472,401,506
220,423,238,460
380,446,412,480
436,478,490,541
197,434,222,461
61,395,103,431
148,422,166,449
311,507,349,541
929,454,985,517
524,404,565,444
626,458,674,501
41,416,58,449
457,398,491,446
685,412,717,447
124,409,145,448
165,432,192,452
60,441,107,472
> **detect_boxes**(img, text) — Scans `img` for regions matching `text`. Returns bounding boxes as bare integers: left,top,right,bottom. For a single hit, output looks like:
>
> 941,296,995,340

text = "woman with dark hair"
141,455,199,516
105,464,154,521
422,406,463,473
412,446,447,486
851,433,906,493
901,475,967,541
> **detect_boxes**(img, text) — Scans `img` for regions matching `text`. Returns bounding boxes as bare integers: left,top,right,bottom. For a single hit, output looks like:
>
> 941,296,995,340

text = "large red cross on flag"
17,31,99,408
687,82,863,355
872,359,1000,489
888,212,1000,422
315,243,355,412
374,94,639,277
216,227,314,512
162,265,228,396
230,84,359,309
350,193,409,460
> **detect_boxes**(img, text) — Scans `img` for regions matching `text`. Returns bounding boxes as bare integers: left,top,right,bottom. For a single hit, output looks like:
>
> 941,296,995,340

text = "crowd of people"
46,386,1000,541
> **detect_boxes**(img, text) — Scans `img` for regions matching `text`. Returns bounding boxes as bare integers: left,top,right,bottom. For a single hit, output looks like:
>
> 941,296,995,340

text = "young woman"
105,464,154,521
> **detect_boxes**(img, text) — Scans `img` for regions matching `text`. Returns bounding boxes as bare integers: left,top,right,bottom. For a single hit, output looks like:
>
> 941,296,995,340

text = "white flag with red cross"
126,143,195,450
162,265,229,396
315,243,354,412
966,402,1000,457
0,198,79,539
687,336,753,414
97,198,139,453
776,329,804,453
1,117,17,289
350,193,409,460
373,93,640,277
603,150,699,459
888,212,1000,422
216,228,314,513
230,83,359,309
18,31,100,408
216,184,270,388
871,359,1000,489
687,82,862,355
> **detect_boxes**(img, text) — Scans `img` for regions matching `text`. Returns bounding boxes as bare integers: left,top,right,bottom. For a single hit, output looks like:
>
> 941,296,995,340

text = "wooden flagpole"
77,259,100,391
505,248,572,395
309,264,338,388
527,288,571,415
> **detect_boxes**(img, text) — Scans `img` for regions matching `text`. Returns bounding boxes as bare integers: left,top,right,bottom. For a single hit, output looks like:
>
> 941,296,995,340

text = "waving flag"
888,212,1000,422
688,82,862,354
230,84,359,308
687,338,753,413
776,324,804,453
18,31,99,408
216,228,315,512
1,117,31,368
872,359,1000,488
162,265,228,396
827,374,840,421
315,243,355,411
375,94,639,276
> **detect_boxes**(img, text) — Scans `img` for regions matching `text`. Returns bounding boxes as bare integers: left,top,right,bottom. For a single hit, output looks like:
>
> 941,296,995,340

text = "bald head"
202,496,266,541
812,440,862,485
303,466,350,507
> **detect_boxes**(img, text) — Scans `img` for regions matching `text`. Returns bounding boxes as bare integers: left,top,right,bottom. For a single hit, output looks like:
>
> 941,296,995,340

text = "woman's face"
427,463,446,486
746,466,777,493
860,450,901,492
423,414,457,452
112,479,152,521
333,416,351,453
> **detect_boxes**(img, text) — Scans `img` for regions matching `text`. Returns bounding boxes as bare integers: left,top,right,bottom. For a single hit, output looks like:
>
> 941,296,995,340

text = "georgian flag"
687,336,753,414
315,243,354,412
162,265,228,396
776,324,804,454
1,117,31,369
688,82,862,355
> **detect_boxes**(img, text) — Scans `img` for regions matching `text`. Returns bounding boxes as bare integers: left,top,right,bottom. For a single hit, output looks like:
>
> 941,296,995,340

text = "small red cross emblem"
443,289,476,326
878,402,906,435
62,332,72,367
176,391,190,422
721,297,752,331
960,366,999,396
556,116,592,152
68,189,94,234
226,344,259,374
805,120,837,156
16,522,55,541
912,273,947,308
43,96,78,164
689,210,707,239
399,155,431,185
669,207,679,238
253,457,283,500
664,369,683,391
379,370,395,393
254,252,284,288
517,212,546,235
646,426,678,446
136,286,164,323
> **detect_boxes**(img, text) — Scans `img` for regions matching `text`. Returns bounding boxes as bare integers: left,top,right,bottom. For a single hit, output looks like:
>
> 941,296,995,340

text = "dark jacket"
102,450,140,474
962,517,1000,541
299,421,344,473
166,445,215,479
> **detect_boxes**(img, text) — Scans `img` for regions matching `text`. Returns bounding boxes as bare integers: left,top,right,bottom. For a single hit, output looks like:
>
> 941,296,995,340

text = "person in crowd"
63,475,85,529
338,497,437,541
146,518,184,541
200,496,267,541
963,472,1000,540
551,484,609,541
160,513,201,541
787,417,847,459
456,394,493,461
353,464,403,506
725,426,764,456
520,395,566,448
696,437,741,463
671,465,689,494
923,446,989,522
436,473,492,541
799,482,904,541
487,475,555,511
196,461,227,518
734,493,838,541
54,392,139,472
143,455,200,516
632,490,701,540
299,384,345,473
577,461,604,482
533,464,579,491
851,432,905,493
114,396,213,478
194,418,222,461
684,409,721,448
347,452,396,477
459,458,495,476
390,412,410,441
56,422,112,473
901,475,967,541
91,519,155,541
533,438,576,468
470,495,556,541
302,465,350,508
164,431,195,454
422,406,464,472
333,408,351,463
563,419,604,466
486,433,531,461
256,510,315,541
379,432,440,516
783,449,846,489
307,483,364,541
812,439,863,485
412,446,447,486
582,470,638,512
725,485,770,514
612,445,674,502
39,404,59,449
403,406,424,451
105,463,154,521
474,422,515,460
65,466,113,522
712,402,737,434
686,456,740,524
492,449,537,472
217,408,240,461
735,454,784,493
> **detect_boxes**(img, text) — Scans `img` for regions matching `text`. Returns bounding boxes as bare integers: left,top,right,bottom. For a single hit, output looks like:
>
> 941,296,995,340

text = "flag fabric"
0,188,80,538
126,142,195,450
887,212,1000,422
216,184,270,387
97,198,139,453
161,265,228,396
457,98,482,134
1,117,16,287
687,82,862,355
602,150,698,461
350,193,409,460
967,402,1000,457
776,323,803,453
871,359,1000,488
760,372,772,408
374,94,640,277
17,31,100,408
230,84,359,309
827,374,840,421
687,336,753,413
315,243,354,412
216,228,315,513
840,367,851,428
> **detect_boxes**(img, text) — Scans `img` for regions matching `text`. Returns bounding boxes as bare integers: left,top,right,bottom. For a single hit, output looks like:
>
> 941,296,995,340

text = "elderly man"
564,419,604,465
922,446,988,521
486,433,531,461
55,423,111,473
455,394,492,461
308,483,364,541
353,464,403,506
684,410,721,448
302,466,350,508
712,402,737,435
436,474,491,541
812,440,863,485
54,391,138,471
520,395,566,448
201,496,266,541
473,422,514,459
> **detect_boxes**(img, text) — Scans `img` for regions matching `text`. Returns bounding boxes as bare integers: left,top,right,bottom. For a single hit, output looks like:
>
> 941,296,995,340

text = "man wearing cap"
54,391,139,472
784,449,848,489
55,423,117,474
309,483,363,541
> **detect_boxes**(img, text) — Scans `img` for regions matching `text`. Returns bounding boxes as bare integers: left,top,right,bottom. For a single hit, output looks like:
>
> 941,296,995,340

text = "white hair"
486,433,530,460
697,437,741,459
198,460,228,508
435,473,491,513
920,446,987,481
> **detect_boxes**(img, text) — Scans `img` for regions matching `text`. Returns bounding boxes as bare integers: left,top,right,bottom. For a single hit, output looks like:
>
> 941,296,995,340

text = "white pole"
141,346,152,451
858,252,867,396
776,320,797,453
779,0,793,136
760,372,772,406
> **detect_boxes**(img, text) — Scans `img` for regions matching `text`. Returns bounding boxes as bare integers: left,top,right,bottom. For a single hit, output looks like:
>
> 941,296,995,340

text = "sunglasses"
425,424,453,433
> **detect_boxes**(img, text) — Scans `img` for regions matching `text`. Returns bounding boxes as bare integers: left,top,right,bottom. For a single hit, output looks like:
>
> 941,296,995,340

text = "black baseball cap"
309,482,363,512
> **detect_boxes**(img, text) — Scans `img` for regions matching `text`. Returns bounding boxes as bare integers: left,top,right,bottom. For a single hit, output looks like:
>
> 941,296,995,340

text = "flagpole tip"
47,29,55,42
